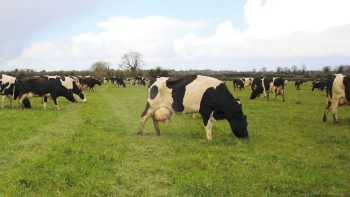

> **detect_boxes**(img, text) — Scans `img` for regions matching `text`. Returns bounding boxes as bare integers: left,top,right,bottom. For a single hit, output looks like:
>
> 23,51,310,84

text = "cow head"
65,90,76,102
72,81,86,102
250,86,263,99
230,114,248,138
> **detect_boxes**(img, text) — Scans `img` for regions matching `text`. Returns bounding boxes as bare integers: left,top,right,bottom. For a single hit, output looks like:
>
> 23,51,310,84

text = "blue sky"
1,0,350,71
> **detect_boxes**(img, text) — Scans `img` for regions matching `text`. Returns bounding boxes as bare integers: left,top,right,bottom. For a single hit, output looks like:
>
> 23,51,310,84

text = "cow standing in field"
0,74,16,108
323,74,350,123
14,76,76,110
242,77,253,88
43,76,86,102
233,79,244,91
0,74,31,108
139,75,248,140
81,76,102,90
312,79,326,91
295,79,307,90
110,76,126,87
250,77,285,102
133,76,146,86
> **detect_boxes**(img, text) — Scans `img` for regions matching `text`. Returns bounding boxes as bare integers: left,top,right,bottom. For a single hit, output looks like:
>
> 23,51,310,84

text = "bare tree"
119,52,144,76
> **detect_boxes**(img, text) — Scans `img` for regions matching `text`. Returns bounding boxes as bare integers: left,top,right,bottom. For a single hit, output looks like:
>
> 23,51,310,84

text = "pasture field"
0,82,349,196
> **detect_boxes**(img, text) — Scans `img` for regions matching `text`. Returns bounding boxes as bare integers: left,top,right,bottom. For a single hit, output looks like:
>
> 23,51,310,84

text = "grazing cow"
251,77,262,91
110,76,126,87
0,74,31,108
323,74,350,123
312,79,326,91
233,79,244,91
139,75,248,140
250,77,285,101
14,76,76,110
43,76,86,102
81,77,102,90
133,76,146,86
242,77,253,87
0,74,16,108
295,79,307,90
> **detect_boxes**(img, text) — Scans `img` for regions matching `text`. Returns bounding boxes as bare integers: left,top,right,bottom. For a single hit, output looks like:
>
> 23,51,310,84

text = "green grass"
0,82,349,196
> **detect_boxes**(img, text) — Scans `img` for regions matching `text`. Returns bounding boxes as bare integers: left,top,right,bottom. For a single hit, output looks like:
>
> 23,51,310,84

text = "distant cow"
294,79,307,90
81,77,102,90
139,75,248,140
233,79,244,91
110,76,126,87
323,74,350,123
312,79,326,91
250,77,285,102
14,76,76,110
242,77,253,87
133,76,146,86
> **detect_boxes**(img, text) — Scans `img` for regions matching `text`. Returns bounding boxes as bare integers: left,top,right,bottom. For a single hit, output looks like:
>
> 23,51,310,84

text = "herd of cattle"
1,73,349,140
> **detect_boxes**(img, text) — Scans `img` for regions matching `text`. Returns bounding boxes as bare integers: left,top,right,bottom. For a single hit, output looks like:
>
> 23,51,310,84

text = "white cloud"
5,0,350,71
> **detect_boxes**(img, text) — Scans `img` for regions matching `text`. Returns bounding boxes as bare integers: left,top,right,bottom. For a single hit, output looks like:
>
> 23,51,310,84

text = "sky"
1,0,350,71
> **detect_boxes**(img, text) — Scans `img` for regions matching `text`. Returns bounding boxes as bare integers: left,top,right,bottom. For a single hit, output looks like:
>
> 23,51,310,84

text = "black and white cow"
312,79,326,91
0,74,31,108
139,75,248,140
14,76,76,110
0,74,16,108
323,74,350,123
110,76,126,87
81,76,102,90
294,79,307,90
43,76,86,102
242,77,253,87
233,79,244,91
133,76,146,86
250,77,285,102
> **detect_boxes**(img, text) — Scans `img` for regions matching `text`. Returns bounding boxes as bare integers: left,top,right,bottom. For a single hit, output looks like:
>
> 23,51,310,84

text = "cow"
0,74,16,108
295,79,307,90
110,76,126,87
14,76,76,110
312,79,326,91
43,76,86,102
80,76,102,90
0,74,32,108
250,77,285,102
133,76,146,86
251,77,262,91
323,74,350,123
242,77,253,87
139,75,248,140
233,79,244,91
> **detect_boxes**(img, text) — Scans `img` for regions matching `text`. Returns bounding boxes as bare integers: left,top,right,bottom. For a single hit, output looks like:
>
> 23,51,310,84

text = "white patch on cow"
182,75,222,113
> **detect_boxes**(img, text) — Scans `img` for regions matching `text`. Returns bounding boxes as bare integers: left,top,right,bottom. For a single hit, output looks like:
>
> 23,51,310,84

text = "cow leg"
282,89,285,102
139,102,154,135
1,95,5,108
200,108,213,140
8,95,13,108
331,102,339,123
41,97,48,110
51,94,60,110
323,100,332,122
151,115,160,136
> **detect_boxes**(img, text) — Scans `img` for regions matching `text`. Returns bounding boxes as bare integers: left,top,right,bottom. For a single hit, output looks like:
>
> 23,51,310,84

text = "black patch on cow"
273,77,284,88
61,76,65,81
325,76,335,100
166,75,197,112
344,76,350,101
0,75,2,79
150,85,158,100
199,83,248,138
141,102,150,117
